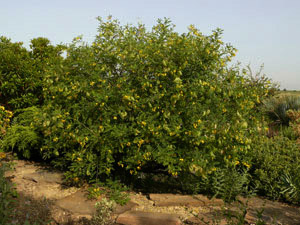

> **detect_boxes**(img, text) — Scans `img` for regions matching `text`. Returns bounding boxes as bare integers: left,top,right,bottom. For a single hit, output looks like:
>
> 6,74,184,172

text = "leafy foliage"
0,36,65,110
28,17,272,185
1,17,284,203
0,105,13,142
1,107,42,159
91,198,116,225
251,135,300,203
0,154,17,224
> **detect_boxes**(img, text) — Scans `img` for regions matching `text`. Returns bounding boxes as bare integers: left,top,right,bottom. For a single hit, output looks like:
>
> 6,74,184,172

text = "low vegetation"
0,16,300,224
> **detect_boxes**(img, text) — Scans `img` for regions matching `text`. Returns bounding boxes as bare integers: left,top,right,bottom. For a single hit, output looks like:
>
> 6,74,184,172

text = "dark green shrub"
0,37,65,111
250,135,300,203
1,107,43,159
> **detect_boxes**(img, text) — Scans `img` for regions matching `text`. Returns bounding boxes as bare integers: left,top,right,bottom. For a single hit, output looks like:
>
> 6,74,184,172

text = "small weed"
90,198,116,225
88,179,130,206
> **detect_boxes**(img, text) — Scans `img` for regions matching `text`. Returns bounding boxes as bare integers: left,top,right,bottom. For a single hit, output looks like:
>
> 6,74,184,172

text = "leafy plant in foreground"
0,153,17,225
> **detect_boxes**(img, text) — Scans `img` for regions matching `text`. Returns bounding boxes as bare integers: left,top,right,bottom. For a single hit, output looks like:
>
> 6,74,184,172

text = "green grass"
277,90,300,97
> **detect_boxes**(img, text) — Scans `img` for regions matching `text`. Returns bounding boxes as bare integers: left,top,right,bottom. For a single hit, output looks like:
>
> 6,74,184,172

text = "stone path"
5,159,300,225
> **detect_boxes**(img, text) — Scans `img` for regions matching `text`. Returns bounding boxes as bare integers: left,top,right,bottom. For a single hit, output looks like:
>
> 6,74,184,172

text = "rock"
4,170,15,178
23,171,63,184
245,199,300,225
51,205,92,224
184,216,227,225
150,194,202,207
116,211,182,225
115,201,139,214
193,195,224,206
55,189,97,216
149,194,223,207
51,205,73,224
13,159,26,168
184,216,205,224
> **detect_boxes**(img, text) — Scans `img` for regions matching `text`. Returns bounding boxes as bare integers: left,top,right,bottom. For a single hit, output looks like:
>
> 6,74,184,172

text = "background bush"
263,95,300,126
250,134,300,203
0,36,65,111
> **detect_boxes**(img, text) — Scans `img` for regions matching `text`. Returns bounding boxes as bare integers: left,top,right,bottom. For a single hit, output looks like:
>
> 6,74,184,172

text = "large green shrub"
2,18,274,201
22,17,271,182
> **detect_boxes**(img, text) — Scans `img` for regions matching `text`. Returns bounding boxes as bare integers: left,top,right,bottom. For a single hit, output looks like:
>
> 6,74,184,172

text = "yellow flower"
90,81,95,86
53,137,58,142
217,39,223,44
137,166,141,170
77,157,82,161
7,111,13,118
179,158,184,162
141,121,147,126
243,162,251,169
113,116,117,120
0,152,6,159
234,161,240,166
73,177,79,182
0,106,5,111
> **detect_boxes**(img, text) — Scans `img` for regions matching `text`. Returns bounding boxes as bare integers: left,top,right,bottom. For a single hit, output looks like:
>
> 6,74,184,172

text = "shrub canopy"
1,17,274,186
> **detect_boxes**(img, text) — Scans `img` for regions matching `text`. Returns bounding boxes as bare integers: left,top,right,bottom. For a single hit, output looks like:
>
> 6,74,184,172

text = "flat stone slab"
245,198,300,225
116,211,182,225
115,201,139,214
185,216,227,225
23,171,63,184
55,189,97,215
149,194,223,207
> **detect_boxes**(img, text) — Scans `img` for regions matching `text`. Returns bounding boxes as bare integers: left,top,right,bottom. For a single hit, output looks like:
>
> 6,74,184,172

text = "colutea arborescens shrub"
4,17,274,189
